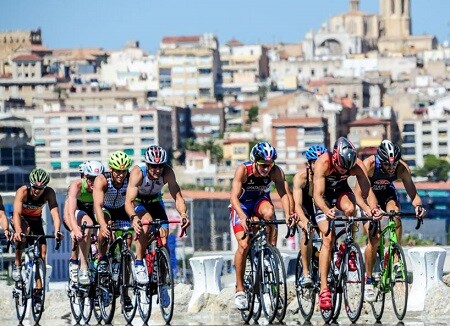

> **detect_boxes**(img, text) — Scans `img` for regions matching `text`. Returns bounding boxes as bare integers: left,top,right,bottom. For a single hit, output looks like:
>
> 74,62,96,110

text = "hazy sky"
2,0,449,53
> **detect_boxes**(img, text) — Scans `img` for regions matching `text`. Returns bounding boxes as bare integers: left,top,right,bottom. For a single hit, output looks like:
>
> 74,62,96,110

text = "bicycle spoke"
240,250,256,323
122,252,137,323
343,243,365,323
295,250,315,321
31,258,46,323
260,245,279,324
370,251,385,322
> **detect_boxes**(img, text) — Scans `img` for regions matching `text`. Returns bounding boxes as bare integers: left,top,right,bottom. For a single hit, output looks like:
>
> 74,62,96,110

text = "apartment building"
271,117,329,174
190,105,225,143
157,34,220,107
10,90,173,180
219,40,269,97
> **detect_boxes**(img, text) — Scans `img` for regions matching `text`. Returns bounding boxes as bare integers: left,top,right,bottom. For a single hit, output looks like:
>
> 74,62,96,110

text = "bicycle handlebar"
138,218,189,238
19,233,62,250
324,217,376,237
381,210,423,230
240,218,295,240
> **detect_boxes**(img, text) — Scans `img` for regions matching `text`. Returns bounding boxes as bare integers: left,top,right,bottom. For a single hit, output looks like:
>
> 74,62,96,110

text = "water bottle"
91,244,98,258
335,243,346,268
383,249,389,268
146,250,155,275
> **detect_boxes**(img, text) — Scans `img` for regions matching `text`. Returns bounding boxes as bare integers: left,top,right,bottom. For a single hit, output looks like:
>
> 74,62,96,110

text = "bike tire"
295,250,315,321
13,265,28,324
67,279,83,323
31,258,46,324
157,246,175,324
370,250,385,322
391,243,408,320
259,244,280,324
79,287,94,324
274,247,287,322
98,265,116,324
121,251,137,323
240,249,256,323
343,242,365,323
321,247,341,324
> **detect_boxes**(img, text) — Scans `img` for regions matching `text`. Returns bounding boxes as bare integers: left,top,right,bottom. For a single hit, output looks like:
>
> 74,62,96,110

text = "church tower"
379,0,411,38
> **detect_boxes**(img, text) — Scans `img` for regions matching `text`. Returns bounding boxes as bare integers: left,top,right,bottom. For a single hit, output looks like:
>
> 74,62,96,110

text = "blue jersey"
370,156,398,194
239,162,272,202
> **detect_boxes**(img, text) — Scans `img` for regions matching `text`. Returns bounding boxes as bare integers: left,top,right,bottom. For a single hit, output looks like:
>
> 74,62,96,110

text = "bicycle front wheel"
391,243,408,320
31,258,46,323
295,250,315,321
157,246,174,324
260,244,280,324
343,242,365,323
240,249,256,323
97,267,116,324
67,279,82,323
274,247,287,322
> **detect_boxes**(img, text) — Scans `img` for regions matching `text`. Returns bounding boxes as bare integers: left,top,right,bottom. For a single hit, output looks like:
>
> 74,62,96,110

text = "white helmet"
78,161,87,174
84,160,104,177
144,145,168,165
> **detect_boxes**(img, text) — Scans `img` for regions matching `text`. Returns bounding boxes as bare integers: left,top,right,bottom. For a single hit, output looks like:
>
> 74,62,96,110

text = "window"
50,151,61,158
69,161,84,168
108,127,118,133
49,117,62,124
51,162,62,170
69,139,83,145
106,115,119,123
403,124,414,132
87,150,101,156
34,117,45,124
123,115,135,123
68,116,82,122
86,127,100,133
69,150,83,156
123,149,134,156
86,115,100,122
140,114,154,121
87,139,100,145
123,127,133,133
141,126,154,132
69,128,82,134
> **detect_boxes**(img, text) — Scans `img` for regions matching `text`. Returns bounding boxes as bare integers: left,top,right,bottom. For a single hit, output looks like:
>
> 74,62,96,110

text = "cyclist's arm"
398,161,424,215
125,166,142,221
93,174,108,228
272,166,291,221
46,187,61,234
292,171,309,228
66,180,81,233
12,186,27,236
165,166,188,217
312,155,331,215
230,165,248,223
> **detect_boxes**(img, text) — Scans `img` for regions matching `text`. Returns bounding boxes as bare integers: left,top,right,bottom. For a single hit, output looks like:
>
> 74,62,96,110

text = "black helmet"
377,140,401,163
333,137,357,170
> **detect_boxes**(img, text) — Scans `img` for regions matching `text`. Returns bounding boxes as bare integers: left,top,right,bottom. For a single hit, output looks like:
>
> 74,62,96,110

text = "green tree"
246,106,259,124
414,155,450,181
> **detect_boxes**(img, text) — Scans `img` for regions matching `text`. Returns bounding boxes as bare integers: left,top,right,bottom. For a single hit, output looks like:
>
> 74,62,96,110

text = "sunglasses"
111,169,128,174
381,162,398,168
86,176,96,182
148,163,166,169
31,185,46,191
256,161,274,168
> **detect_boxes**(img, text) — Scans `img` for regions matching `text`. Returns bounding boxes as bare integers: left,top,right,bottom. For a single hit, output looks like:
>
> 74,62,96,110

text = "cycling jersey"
302,169,315,219
238,162,273,202
76,178,94,219
370,156,399,211
103,172,129,209
21,186,47,220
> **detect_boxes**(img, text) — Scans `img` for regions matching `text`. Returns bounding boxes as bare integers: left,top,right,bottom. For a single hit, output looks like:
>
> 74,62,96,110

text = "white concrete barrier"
46,264,52,292
408,246,446,311
188,256,223,310
280,252,290,272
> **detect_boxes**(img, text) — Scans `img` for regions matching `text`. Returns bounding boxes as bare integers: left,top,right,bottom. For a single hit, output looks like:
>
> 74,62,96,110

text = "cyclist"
356,139,426,302
65,160,104,285
93,151,133,311
292,145,327,287
313,137,380,310
230,141,294,310
12,168,63,310
126,145,190,289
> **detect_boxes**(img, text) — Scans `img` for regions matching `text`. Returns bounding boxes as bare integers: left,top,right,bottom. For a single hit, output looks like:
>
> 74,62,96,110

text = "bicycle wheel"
343,242,365,323
260,244,280,324
370,250,385,322
31,258,46,323
97,265,116,324
13,274,28,323
240,249,256,323
67,279,82,323
295,250,315,321
391,243,408,320
157,246,175,324
121,251,137,323
79,286,94,324
274,248,287,322
321,250,341,324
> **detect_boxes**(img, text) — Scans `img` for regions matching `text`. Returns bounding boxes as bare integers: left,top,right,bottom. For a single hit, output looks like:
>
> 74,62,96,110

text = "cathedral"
302,0,437,59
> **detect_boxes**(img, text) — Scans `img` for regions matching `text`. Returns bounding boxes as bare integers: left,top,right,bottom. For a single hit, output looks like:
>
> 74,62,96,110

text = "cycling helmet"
251,142,277,162
29,168,50,187
377,140,401,163
333,137,357,170
144,145,168,165
108,151,133,171
249,144,257,161
78,161,86,175
84,160,105,177
305,145,327,161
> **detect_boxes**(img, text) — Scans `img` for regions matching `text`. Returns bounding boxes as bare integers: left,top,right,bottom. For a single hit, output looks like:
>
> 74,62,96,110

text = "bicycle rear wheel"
31,258,46,324
295,250,315,321
13,276,28,323
274,247,287,322
157,246,174,324
67,278,82,323
343,242,365,323
240,249,256,323
370,250,385,322
391,243,408,320
97,267,116,324
260,244,280,324
121,251,137,323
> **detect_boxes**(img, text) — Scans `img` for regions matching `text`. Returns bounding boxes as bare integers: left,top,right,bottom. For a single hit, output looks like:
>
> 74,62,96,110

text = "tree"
414,155,450,182
246,106,259,124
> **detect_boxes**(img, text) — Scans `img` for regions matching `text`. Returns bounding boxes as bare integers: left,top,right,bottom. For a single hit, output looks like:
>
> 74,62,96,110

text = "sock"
135,259,144,266
69,259,78,264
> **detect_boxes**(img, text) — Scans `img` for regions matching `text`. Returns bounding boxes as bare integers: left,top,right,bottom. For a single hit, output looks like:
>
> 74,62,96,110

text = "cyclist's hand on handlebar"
55,230,64,240
72,226,83,241
99,223,111,238
132,216,143,235
415,205,426,219
325,207,336,220
370,206,382,221
13,231,23,242
3,229,11,241
240,217,248,233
